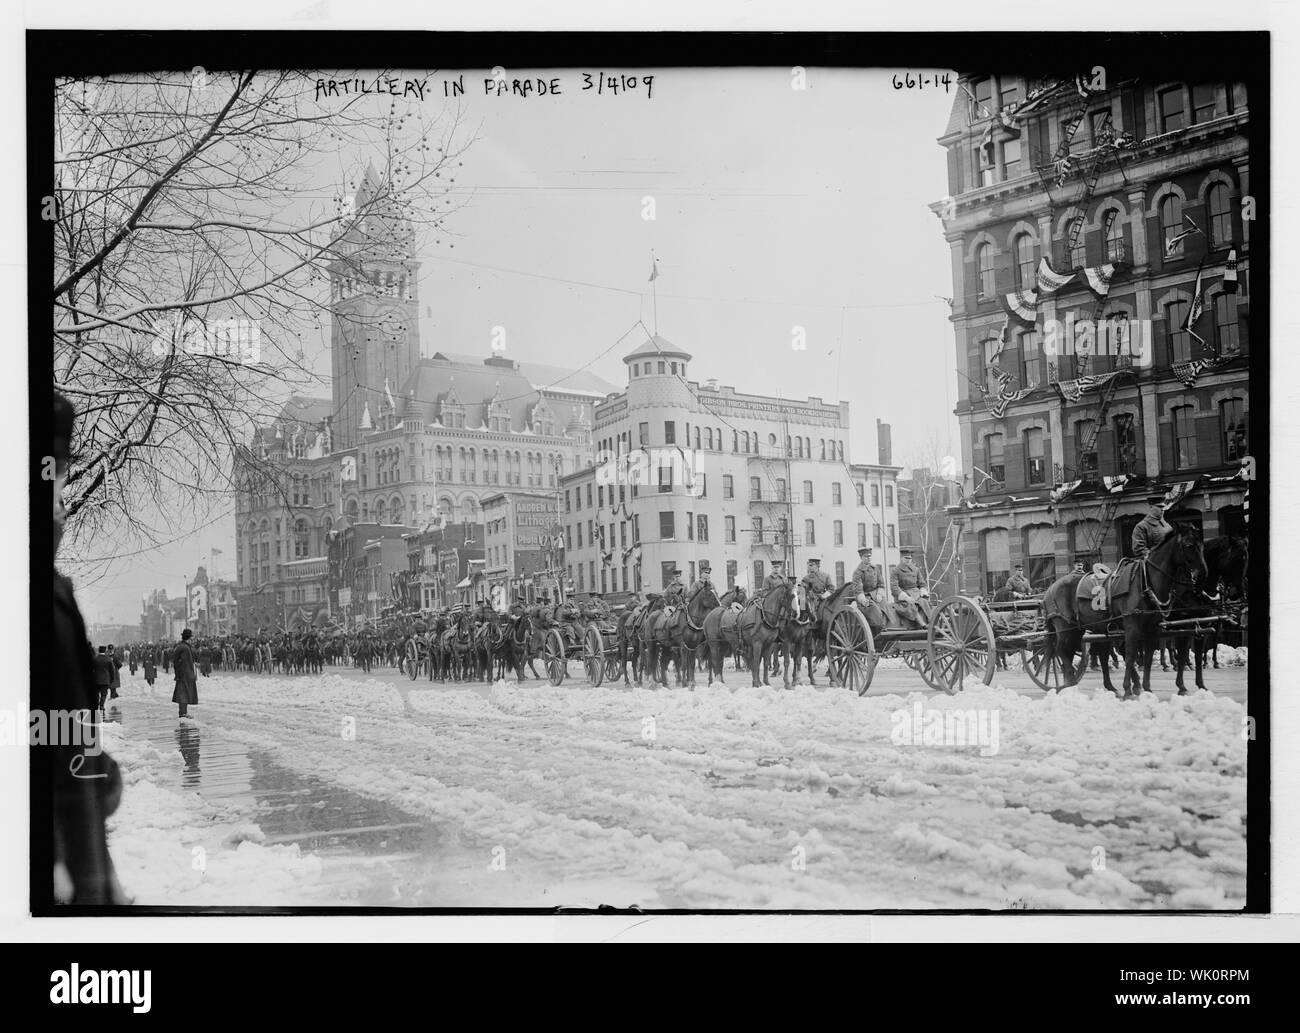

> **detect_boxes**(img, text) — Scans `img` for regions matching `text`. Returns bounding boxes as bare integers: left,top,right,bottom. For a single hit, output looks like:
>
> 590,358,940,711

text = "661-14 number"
892,72,953,91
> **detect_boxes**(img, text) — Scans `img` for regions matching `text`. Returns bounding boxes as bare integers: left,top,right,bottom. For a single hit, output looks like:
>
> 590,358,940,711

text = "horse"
725,583,797,688
497,602,533,682
475,614,506,681
652,584,720,687
1040,527,1208,698
702,586,748,685
619,595,666,686
1160,535,1249,685
773,584,816,687
441,611,476,681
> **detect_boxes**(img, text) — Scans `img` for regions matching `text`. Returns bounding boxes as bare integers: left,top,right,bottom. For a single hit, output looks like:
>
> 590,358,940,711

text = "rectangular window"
1173,407,1198,469
698,514,709,543
1221,398,1247,462
833,520,844,546
873,525,882,548
803,481,813,504
687,511,694,541
725,516,736,543
1020,329,1044,389
723,474,734,499
885,485,894,508
638,422,649,446
870,483,880,507
576,523,582,547
1166,300,1192,363
832,482,842,505
657,361,666,374
984,528,1011,595
1114,413,1138,472
726,559,738,590
659,511,675,540
664,421,675,444
834,560,845,585
858,523,867,547
752,560,764,587
659,457,673,494
753,516,763,542
587,484,593,507
1159,86,1186,132
855,483,865,506
1002,137,1022,179
887,524,896,547
1215,292,1240,354
1025,427,1046,485
1191,82,1222,124
750,476,762,501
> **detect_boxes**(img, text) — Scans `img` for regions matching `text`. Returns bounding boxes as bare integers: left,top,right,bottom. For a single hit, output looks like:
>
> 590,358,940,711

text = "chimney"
877,419,893,466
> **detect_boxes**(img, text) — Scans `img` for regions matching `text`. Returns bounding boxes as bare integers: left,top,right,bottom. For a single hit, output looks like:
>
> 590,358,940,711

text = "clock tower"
328,163,422,451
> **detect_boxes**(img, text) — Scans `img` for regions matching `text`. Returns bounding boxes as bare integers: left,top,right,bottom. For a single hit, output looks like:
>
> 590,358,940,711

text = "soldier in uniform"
850,546,885,631
1006,563,1033,597
759,559,788,600
1132,492,1173,559
686,562,713,606
891,548,928,625
663,567,686,608
800,557,835,624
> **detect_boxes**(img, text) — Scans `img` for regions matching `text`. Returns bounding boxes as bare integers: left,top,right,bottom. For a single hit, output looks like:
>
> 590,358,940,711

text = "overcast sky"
76,66,958,626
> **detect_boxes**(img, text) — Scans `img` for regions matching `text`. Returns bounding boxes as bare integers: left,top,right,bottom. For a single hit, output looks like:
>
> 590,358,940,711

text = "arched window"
1014,233,1035,289
1165,299,1192,363
1208,183,1233,248
1102,208,1125,262
1067,216,1087,270
976,244,995,299
1161,195,1184,257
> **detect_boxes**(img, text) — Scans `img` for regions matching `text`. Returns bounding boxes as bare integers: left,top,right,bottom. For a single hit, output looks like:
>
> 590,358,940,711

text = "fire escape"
746,417,798,572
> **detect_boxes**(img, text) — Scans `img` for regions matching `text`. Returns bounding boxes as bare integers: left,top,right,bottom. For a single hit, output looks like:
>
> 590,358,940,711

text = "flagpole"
651,249,658,337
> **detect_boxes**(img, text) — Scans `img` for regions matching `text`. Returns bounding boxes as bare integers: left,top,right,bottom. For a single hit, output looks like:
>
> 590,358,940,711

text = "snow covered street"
103,663,1249,909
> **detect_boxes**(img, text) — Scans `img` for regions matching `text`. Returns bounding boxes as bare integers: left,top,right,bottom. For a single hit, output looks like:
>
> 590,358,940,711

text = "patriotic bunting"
1053,371,1120,403
1224,249,1238,294
1083,263,1119,298
1036,258,1075,294
1162,480,1198,508
1050,480,1083,503
1171,355,1230,387
1004,288,1039,325
1102,474,1131,494
989,385,1034,419
1185,263,1205,332
1163,215,1202,259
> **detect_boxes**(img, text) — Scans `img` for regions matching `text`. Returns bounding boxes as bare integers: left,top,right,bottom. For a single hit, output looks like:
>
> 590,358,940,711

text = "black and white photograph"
24,15,1280,938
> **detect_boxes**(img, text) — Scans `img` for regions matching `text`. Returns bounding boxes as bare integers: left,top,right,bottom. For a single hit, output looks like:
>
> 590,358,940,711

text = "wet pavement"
106,689,478,906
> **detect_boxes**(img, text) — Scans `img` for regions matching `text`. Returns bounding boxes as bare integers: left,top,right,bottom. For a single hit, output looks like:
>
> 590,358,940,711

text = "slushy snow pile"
119,670,1247,910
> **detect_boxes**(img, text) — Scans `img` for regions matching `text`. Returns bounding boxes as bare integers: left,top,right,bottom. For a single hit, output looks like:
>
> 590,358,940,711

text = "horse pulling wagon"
538,609,623,687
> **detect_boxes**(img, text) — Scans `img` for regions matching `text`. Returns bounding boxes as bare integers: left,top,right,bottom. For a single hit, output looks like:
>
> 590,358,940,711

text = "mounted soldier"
1006,563,1033,598
686,562,713,606
759,558,788,599
891,548,929,626
850,546,885,633
1132,492,1173,558
663,567,686,609
799,557,835,625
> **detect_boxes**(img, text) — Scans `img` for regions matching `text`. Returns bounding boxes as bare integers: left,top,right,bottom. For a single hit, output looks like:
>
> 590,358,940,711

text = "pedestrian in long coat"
172,629,199,718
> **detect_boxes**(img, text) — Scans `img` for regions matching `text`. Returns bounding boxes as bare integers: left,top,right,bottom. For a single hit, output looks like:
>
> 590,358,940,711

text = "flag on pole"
1224,249,1238,294
1184,264,1205,333
1163,215,1202,258
648,257,659,282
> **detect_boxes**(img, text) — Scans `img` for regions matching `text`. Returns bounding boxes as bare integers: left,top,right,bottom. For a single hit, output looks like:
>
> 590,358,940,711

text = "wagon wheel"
926,596,996,694
1021,638,1089,692
825,606,877,696
903,648,944,690
405,640,421,681
543,627,567,686
583,626,605,687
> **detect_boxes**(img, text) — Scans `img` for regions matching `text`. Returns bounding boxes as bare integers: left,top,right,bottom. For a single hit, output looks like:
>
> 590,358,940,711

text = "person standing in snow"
172,628,199,719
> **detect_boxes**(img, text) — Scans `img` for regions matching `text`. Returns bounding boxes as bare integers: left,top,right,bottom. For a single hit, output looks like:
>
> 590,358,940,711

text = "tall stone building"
933,74,1251,593
234,165,610,627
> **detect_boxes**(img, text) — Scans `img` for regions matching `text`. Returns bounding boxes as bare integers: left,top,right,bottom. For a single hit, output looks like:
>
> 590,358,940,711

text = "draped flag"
989,381,1034,419
1004,288,1039,325
1185,263,1206,333
1083,263,1119,298
1224,249,1238,294
1036,258,1075,294
959,498,996,511
1163,215,1202,258
1053,371,1120,403
1102,474,1131,494
1008,495,1042,504
1050,480,1083,504
1162,480,1197,508
1171,355,1230,387
987,318,1010,364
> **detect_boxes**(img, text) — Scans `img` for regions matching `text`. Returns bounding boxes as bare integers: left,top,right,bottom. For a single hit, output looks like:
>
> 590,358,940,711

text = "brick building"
932,74,1251,593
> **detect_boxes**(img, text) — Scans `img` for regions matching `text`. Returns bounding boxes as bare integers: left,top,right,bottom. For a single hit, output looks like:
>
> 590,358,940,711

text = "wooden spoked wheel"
1021,639,1088,692
543,628,568,686
583,626,605,686
926,596,997,694
825,606,878,696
